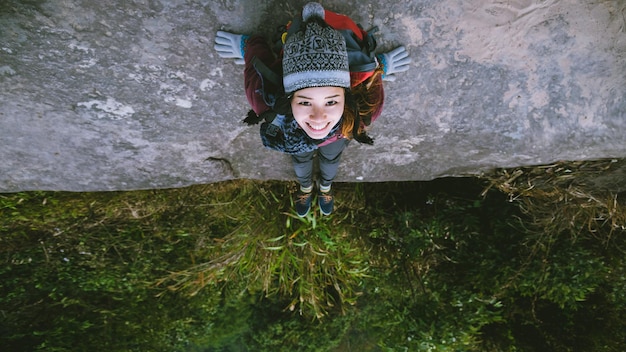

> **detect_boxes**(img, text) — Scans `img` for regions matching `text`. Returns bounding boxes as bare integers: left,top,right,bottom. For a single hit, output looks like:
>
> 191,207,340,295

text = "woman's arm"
243,36,280,115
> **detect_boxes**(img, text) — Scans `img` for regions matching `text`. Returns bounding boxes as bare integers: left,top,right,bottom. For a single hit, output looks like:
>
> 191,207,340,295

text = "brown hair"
340,68,384,141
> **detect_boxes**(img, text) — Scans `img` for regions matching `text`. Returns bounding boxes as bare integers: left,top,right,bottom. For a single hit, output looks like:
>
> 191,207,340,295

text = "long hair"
341,68,384,144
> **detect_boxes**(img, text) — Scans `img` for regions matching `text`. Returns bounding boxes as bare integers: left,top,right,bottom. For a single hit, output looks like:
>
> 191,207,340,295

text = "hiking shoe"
318,190,334,216
295,190,313,217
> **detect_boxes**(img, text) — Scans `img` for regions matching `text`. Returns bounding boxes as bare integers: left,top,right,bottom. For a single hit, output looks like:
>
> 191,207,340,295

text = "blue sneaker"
318,190,334,216
295,190,313,217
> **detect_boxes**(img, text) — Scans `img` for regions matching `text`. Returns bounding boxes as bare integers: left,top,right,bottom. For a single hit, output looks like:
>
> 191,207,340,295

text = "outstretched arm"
214,32,280,115
243,36,280,115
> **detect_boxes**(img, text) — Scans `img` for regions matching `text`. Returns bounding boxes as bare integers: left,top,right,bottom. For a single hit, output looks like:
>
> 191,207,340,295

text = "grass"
156,181,373,318
483,159,626,246
1,158,625,351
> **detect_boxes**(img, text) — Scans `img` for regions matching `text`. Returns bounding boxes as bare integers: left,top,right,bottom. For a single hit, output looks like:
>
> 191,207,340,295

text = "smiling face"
290,86,345,139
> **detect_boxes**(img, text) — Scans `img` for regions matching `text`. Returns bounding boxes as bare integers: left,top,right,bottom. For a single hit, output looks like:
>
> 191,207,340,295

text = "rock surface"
1,0,625,192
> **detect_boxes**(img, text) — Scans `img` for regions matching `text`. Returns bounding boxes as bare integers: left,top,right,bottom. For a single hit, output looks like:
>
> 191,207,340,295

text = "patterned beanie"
282,2,350,94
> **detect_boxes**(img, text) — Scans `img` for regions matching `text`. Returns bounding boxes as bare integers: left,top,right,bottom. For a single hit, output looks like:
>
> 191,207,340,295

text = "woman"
215,2,410,217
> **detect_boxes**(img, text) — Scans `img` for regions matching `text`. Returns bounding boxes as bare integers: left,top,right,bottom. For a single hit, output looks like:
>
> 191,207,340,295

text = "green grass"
1,159,625,351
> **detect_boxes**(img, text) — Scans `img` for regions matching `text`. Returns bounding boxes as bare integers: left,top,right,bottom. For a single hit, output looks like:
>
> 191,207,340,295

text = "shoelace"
319,192,333,203
297,192,312,204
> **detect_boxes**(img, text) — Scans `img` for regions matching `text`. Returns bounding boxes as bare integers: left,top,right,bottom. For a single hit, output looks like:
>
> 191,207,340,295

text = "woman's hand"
214,31,249,65
377,46,411,82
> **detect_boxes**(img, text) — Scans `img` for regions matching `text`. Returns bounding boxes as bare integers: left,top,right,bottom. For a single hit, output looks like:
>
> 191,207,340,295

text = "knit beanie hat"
282,2,350,94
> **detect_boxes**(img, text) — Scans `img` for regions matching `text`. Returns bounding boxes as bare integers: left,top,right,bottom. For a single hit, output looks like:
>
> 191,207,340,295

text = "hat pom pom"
302,2,325,22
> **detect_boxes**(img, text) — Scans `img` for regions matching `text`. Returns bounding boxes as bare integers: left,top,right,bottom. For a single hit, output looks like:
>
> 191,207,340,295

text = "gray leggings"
291,139,350,189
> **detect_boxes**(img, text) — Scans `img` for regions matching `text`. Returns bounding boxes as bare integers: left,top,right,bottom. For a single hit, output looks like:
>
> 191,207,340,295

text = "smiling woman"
214,2,411,217
291,87,345,140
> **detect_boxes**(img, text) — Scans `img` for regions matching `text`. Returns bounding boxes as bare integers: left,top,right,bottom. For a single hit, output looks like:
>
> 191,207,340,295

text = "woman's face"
290,86,345,139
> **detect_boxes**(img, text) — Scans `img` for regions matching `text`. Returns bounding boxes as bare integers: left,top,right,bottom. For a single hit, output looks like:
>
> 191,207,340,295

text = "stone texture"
1,0,625,192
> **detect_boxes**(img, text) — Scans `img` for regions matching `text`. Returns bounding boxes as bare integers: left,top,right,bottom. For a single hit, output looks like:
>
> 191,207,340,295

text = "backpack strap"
243,54,290,126
251,56,281,87
251,56,283,109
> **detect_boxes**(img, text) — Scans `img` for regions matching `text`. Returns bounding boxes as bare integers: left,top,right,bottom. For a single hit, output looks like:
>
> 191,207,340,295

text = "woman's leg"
291,151,315,190
317,138,350,189
291,151,315,216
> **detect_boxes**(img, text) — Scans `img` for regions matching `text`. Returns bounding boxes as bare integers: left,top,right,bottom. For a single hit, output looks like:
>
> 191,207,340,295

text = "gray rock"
1,0,625,192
